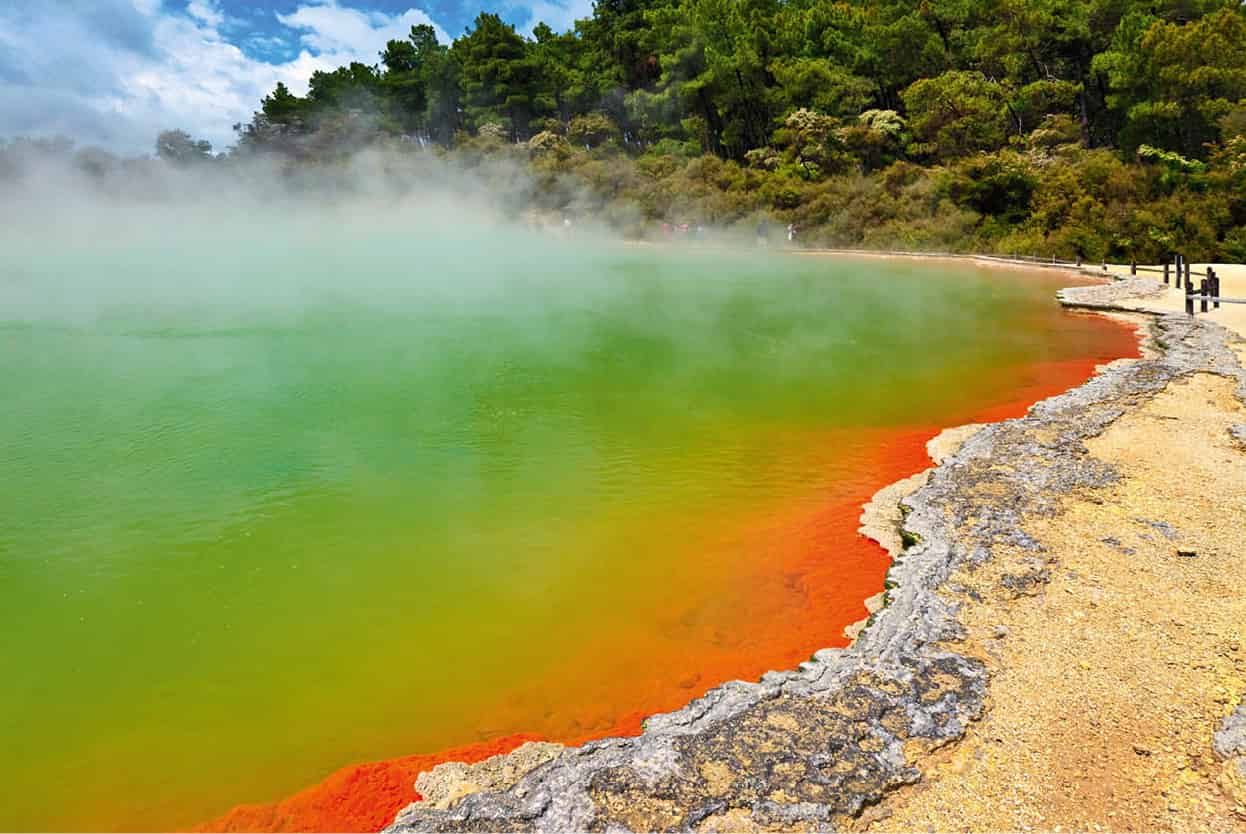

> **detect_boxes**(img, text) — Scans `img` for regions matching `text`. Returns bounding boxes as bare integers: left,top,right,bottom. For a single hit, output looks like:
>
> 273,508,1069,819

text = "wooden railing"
1133,254,1232,316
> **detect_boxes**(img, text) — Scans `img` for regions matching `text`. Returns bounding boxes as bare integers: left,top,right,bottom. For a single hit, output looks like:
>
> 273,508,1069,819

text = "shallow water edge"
198,260,1145,833
378,274,1239,832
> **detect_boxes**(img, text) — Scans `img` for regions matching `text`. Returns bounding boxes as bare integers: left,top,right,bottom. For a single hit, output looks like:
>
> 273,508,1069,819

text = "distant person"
756,220,769,247
787,223,796,243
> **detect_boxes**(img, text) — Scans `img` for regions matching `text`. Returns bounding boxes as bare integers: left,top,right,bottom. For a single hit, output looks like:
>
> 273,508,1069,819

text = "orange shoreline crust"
194,733,542,833
194,276,1140,834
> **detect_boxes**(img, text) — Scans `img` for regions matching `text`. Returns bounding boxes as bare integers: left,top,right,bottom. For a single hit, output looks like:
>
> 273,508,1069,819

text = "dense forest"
7,0,1246,261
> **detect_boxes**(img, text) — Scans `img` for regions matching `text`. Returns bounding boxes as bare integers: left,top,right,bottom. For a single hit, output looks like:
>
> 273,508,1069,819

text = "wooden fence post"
1131,258,1137,275
1076,255,1083,267
1186,283,1195,316
1200,279,1209,313
1163,261,1170,285
1212,268,1220,309
1185,258,1192,288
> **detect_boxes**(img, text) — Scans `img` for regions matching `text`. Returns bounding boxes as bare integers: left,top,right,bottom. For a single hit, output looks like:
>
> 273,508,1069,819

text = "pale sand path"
1095,262,1246,339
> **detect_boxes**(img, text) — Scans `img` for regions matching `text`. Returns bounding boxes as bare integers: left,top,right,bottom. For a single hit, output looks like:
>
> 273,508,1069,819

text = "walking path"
1091,263,1246,338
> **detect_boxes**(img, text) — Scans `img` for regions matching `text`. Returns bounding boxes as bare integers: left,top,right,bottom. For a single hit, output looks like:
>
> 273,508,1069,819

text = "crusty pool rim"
387,279,1246,832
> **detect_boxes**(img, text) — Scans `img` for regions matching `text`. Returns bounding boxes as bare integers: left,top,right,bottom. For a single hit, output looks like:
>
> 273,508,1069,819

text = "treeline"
8,0,1246,261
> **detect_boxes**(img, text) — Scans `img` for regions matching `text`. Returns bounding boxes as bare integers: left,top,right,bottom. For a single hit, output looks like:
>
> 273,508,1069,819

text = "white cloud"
509,0,592,35
277,1,449,57
0,0,451,155
186,0,225,28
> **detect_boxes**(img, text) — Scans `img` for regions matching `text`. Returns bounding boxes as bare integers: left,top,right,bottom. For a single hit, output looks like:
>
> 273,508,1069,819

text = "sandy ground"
1093,262,1246,339
865,366,1246,832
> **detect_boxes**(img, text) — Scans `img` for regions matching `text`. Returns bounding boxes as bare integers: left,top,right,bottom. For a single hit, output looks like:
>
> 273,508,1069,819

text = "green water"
0,217,1128,831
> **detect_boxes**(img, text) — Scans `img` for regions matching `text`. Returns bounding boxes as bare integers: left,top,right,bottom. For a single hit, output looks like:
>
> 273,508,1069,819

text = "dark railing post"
1200,278,1209,313
1131,258,1137,275
1163,261,1170,285
1185,258,1192,288
1212,268,1220,309
1102,259,1108,272
1076,255,1083,267
1186,283,1195,316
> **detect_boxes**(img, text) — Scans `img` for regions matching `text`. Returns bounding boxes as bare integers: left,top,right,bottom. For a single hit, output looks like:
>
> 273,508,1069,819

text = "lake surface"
0,221,1136,831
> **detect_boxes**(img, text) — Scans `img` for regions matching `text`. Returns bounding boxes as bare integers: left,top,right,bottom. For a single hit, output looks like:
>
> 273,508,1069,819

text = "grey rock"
1214,699,1246,760
1137,518,1180,540
1101,536,1136,555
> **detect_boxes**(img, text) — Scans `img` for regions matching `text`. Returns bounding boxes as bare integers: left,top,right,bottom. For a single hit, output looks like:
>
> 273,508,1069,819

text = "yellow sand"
864,372,1246,832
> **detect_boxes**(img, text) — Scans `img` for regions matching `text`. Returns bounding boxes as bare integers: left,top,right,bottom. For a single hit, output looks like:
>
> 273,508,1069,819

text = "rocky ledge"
387,277,1246,833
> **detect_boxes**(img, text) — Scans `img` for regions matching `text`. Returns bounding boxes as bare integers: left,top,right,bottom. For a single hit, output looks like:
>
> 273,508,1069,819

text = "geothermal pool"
0,221,1136,832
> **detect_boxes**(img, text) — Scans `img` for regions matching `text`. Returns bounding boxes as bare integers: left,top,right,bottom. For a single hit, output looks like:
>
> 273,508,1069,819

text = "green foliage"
1222,227,1246,262
155,129,213,165
456,13,548,139
1099,7,1246,157
902,71,1011,159
940,153,1037,223
527,130,570,158
773,108,844,179
771,58,875,118
261,82,305,127
836,109,906,173
567,113,621,148
1137,145,1206,173
223,0,1246,166
1028,114,1082,149
123,0,1242,262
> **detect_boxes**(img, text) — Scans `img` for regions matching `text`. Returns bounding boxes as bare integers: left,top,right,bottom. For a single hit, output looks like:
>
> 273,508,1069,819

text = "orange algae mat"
201,316,1139,834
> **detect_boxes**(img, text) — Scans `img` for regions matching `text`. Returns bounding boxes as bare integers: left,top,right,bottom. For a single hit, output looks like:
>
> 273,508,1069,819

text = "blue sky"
0,0,592,154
